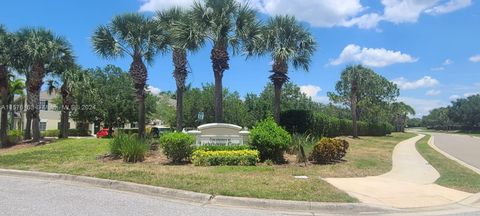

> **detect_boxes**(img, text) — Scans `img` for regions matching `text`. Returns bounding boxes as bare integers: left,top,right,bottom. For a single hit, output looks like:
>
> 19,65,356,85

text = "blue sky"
2,0,479,116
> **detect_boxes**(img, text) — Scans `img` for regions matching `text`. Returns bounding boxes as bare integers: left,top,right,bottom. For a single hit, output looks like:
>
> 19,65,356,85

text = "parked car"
96,128,113,138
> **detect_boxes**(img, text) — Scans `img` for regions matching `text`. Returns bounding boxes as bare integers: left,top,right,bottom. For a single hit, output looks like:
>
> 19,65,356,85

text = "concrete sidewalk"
324,134,472,208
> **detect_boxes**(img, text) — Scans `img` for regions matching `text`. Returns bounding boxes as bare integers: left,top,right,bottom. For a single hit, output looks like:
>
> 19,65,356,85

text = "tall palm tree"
191,0,260,122
13,28,74,142
156,8,205,131
7,76,25,130
0,25,12,147
92,13,166,138
58,65,86,138
256,16,316,123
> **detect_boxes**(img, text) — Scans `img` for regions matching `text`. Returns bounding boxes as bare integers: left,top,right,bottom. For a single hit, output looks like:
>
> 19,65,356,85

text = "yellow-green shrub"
192,149,259,166
309,138,349,164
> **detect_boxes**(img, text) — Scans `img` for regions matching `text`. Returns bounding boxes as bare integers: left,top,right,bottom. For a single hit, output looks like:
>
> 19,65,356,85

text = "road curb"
0,168,399,214
428,136,480,175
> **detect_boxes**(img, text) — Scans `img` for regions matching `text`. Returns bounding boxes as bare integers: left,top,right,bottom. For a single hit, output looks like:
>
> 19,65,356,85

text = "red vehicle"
96,128,113,138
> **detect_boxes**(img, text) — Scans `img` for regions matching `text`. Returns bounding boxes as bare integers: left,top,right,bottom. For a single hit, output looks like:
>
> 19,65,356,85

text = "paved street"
431,133,480,170
0,175,295,216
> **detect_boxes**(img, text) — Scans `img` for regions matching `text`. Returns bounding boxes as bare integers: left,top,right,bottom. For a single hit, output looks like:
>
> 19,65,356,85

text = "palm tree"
191,0,260,122
58,65,87,138
7,76,25,130
13,28,74,142
0,25,12,147
92,13,166,138
256,16,316,123
391,102,415,132
156,8,205,131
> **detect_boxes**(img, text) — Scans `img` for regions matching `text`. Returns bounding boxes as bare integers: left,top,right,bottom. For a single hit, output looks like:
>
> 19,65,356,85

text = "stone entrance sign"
187,123,250,146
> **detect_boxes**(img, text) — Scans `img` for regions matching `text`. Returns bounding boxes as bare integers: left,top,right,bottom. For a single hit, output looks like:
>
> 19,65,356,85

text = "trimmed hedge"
160,132,196,163
196,145,251,151
41,129,91,137
192,150,259,166
249,117,292,163
309,138,349,164
280,110,393,138
117,129,139,135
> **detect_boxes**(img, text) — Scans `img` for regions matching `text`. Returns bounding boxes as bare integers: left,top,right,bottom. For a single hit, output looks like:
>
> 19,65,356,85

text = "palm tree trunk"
24,74,32,140
172,48,187,131
31,63,45,142
129,54,147,138
270,59,289,124
211,45,229,123
0,65,8,147
60,85,70,139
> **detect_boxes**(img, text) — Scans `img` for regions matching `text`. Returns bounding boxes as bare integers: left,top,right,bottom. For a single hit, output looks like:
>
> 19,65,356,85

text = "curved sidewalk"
324,134,472,208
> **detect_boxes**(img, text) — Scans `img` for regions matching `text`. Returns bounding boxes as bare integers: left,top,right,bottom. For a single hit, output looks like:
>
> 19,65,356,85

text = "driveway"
430,133,480,170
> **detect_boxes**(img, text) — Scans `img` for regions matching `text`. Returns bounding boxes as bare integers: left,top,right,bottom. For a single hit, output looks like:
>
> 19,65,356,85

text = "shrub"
160,132,196,163
192,150,259,166
117,128,139,135
6,130,22,145
42,129,59,137
109,133,148,163
309,138,349,164
196,145,251,152
249,117,292,163
290,133,315,163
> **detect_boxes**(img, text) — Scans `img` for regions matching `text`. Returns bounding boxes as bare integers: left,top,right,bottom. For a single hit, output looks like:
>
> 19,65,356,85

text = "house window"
39,100,49,111
39,122,47,131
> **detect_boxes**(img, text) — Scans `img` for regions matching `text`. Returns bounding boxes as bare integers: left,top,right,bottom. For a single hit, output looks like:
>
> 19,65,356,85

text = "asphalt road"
431,133,480,170
0,175,300,216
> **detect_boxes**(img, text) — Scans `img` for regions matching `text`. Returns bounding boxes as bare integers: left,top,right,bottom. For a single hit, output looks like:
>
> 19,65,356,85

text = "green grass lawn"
0,132,415,202
416,135,480,193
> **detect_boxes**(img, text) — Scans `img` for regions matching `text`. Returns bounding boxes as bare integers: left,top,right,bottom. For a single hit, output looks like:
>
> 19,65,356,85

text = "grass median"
0,132,415,202
416,135,480,193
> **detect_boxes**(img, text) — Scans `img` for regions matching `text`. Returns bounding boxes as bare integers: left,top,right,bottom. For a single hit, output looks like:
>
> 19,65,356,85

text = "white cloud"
469,55,480,62
449,94,460,101
425,0,472,15
442,59,453,65
139,0,472,30
430,67,445,71
330,44,417,67
393,76,439,90
139,0,194,12
147,85,161,95
426,89,441,96
398,96,447,117
300,84,330,103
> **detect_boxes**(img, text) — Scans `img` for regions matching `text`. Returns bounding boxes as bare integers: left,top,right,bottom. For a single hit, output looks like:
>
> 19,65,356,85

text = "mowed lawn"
416,135,480,193
0,132,415,202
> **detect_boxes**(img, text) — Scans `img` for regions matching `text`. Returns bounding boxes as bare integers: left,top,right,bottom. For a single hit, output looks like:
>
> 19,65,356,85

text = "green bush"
192,150,259,166
309,138,349,164
160,132,195,163
249,117,292,163
281,109,393,138
41,129,59,137
6,130,22,145
109,133,148,163
196,145,251,151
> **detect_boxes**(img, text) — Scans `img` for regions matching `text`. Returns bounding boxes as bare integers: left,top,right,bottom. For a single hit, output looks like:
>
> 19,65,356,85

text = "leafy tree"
328,65,399,138
448,94,480,129
149,93,176,128
92,13,166,138
253,15,316,123
156,8,205,131
423,107,452,130
191,0,260,122
13,28,74,142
